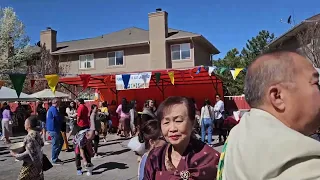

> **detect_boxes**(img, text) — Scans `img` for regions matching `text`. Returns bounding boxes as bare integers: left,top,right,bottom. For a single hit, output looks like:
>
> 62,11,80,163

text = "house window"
79,54,94,69
171,43,191,60
108,51,124,66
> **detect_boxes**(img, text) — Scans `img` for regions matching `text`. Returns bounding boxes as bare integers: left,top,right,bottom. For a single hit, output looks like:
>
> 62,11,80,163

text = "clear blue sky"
1,0,319,58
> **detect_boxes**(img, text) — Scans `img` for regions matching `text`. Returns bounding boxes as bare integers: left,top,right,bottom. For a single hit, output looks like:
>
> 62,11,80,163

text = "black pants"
215,118,227,141
75,147,92,170
93,134,99,154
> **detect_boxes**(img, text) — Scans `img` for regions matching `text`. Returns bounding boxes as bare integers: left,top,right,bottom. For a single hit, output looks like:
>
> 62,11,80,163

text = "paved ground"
0,134,223,180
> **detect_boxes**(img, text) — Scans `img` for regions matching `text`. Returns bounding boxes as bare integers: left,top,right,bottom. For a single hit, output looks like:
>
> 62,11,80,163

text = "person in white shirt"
200,99,215,145
66,101,77,141
213,94,226,142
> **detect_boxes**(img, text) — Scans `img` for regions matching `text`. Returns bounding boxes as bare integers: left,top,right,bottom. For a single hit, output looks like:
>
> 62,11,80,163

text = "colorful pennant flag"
208,66,217,76
230,68,244,80
196,66,201,74
30,80,35,88
219,67,227,74
122,74,131,89
9,73,27,98
0,80,4,89
168,71,175,85
155,72,161,84
45,74,59,93
141,73,148,88
79,74,91,90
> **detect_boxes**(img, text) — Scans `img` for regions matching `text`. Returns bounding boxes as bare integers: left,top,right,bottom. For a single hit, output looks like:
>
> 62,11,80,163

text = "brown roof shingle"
50,27,205,54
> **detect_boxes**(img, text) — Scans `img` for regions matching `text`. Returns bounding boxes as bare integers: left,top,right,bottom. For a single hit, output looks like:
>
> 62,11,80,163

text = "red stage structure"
59,67,224,110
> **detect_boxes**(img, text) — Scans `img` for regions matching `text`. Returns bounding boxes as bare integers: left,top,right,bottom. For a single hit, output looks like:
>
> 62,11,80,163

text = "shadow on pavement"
0,147,7,152
62,158,76,164
108,148,131,156
0,151,9,156
93,161,128,175
97,148,131,158
98,141,121,148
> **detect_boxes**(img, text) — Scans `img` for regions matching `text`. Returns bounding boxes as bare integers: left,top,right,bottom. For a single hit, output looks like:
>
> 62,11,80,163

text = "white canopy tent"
0,87,37,102
31,89,70,99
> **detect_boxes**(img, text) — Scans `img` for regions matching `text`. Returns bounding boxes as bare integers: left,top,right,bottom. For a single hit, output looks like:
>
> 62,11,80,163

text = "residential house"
32,9,219,75
268,13,320,53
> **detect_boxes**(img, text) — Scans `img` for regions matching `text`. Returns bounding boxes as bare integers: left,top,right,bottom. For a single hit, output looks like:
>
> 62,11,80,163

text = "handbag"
42,154,53,171
127,136,146,156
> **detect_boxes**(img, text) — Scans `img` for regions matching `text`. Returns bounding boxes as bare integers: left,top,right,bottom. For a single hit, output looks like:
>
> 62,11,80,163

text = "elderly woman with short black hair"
144,96,220,180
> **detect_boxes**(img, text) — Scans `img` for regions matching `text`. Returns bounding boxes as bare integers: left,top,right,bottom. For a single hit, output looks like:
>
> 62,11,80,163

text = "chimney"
148,9,170,69
40,27,57,52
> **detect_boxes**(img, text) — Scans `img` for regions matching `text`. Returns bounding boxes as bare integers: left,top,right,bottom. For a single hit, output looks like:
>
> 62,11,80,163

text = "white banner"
116,72,152,90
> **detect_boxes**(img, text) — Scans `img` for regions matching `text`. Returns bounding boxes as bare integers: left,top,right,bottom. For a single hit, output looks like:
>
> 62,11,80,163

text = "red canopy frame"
59,67,223,105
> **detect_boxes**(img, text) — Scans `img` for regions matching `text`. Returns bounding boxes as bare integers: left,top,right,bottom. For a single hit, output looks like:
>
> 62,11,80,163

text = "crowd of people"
4,49,320,180
0,91,230,179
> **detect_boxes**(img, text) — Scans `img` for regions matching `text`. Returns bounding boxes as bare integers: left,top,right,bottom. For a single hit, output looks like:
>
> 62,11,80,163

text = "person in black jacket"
37,101,48,144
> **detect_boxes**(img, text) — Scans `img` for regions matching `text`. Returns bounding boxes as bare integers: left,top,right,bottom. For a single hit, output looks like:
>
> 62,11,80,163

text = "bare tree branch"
24,45,71,93
296,22,320,67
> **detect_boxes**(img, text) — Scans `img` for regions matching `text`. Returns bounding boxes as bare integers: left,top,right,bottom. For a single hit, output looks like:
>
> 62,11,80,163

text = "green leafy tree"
0,7,31,86
214,30,275,95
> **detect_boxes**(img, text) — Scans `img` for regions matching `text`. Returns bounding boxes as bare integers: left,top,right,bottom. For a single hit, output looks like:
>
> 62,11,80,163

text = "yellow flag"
45,74,59,93
230,68,244,80
0,80,4,89
168,71,175,85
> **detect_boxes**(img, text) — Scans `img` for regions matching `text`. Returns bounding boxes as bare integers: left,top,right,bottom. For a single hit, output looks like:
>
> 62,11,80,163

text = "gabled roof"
268,13,320,48
52,27,150,54
36,27,219,55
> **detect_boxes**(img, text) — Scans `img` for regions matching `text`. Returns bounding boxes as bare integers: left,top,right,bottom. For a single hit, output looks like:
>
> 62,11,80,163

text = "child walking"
73,128,94,176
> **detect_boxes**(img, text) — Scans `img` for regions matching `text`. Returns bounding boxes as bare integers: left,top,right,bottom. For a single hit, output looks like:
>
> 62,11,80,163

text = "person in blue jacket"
46,98,64,165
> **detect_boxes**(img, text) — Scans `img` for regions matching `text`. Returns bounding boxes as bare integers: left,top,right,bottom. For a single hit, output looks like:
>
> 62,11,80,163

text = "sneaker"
0,136,4,141
84,163,93,176
93,154,102,159
15,159,20,162
52,159,64,165
44,141,50,145
77,170,83,175
86,171,92,176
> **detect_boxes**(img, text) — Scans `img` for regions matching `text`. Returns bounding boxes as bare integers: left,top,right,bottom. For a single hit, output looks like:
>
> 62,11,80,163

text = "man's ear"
267,85,285,111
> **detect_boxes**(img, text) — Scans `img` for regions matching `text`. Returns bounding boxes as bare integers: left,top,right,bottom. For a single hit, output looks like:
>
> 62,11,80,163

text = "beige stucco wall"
58,40,213,74
194,41,211,66
58,45,150,74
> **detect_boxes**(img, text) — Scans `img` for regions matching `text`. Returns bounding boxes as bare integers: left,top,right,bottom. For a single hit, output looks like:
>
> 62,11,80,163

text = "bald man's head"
244,51,300,107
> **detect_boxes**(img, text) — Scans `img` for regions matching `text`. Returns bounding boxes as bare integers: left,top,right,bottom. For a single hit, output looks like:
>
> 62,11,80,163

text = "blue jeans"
48,131,63,162
40,121,46,130
201,118,213,144
107,120,112,127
